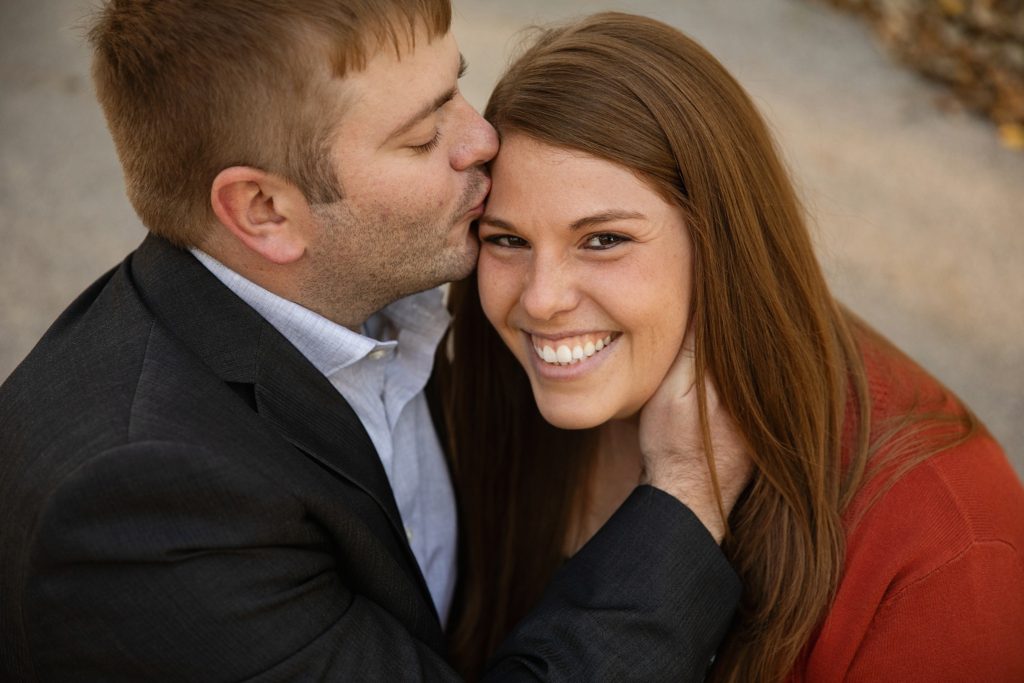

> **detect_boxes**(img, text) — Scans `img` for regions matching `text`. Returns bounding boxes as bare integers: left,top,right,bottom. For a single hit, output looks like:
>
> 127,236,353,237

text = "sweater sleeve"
844,539,1024,682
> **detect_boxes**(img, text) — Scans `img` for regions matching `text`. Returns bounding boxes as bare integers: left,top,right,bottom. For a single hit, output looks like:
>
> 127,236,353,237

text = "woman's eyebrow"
480,210,646,232
568,210,646,231
478,215,516,231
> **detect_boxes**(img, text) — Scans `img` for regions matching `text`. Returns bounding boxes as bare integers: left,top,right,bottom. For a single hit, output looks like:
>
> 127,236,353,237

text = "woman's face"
477,135,692,429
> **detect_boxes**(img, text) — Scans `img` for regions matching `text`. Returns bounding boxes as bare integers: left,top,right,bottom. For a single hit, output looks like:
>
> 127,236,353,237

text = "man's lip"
465,200,485,218
465,178,491,216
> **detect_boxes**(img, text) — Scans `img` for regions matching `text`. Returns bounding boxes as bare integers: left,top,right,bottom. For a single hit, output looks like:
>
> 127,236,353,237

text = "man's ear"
210,167,311,265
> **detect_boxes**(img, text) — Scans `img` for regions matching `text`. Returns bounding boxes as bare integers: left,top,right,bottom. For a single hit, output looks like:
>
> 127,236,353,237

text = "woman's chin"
534,394,649,431
536,403,609,431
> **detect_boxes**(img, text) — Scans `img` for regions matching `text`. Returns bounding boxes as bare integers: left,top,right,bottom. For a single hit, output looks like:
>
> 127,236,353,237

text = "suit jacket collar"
127,234,439,626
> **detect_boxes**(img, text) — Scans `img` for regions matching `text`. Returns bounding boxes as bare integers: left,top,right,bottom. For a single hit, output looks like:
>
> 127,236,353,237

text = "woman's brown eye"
585,234,628,249
484,235,528,248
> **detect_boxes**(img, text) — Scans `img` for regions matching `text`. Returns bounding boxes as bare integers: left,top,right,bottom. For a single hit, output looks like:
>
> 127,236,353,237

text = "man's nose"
451,97,499,170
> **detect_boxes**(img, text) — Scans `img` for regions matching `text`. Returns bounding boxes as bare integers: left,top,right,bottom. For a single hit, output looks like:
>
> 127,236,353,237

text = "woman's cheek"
477,256,513,331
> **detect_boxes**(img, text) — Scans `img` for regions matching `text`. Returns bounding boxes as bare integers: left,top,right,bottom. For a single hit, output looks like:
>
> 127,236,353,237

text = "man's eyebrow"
479,210,646,232
384,54,467,143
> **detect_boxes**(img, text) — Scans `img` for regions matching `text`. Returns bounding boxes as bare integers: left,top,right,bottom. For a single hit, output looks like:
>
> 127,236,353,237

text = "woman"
441,12,1024,682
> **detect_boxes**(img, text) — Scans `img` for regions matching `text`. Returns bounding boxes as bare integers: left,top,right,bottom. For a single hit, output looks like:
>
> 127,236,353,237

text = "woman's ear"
210,167,311,265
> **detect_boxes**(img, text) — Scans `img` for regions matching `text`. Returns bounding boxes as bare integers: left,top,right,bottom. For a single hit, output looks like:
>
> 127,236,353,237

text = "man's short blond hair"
89,0,452,247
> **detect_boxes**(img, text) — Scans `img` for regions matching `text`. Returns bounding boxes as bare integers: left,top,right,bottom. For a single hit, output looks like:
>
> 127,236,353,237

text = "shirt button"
368,349,388,360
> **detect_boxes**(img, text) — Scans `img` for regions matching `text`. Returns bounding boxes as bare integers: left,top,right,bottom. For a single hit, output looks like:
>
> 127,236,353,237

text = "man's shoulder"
0,250,261,482
1,259,149,439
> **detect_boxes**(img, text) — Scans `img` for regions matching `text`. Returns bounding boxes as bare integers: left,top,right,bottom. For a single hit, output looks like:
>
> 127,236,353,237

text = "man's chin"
404,239,478,296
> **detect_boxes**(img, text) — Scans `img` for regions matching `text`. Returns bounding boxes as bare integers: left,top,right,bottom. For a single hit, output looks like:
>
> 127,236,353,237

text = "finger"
658,325,698,398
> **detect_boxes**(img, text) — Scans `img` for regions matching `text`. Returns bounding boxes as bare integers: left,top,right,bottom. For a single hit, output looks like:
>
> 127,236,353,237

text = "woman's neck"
564,417,645,556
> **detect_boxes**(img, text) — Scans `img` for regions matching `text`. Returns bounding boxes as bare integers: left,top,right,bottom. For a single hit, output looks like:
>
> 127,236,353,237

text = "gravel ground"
2,0,1021,475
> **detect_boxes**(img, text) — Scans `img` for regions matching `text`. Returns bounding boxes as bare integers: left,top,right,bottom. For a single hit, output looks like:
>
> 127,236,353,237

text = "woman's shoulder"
804,434,1024,681
846,428,1023,581
857,325,961,428
848,326,1024,574
799,328,1024,681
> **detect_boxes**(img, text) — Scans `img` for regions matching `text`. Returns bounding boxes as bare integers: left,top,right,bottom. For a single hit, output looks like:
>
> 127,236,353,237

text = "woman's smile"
521,330,622,384
477,134,692,430
529,331,619,366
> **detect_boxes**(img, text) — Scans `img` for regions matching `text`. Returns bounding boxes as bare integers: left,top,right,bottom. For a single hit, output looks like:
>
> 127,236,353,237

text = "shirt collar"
189,249,450,379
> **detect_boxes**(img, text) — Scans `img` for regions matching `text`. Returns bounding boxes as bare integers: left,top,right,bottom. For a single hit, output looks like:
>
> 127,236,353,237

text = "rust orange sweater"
789,336,1024,681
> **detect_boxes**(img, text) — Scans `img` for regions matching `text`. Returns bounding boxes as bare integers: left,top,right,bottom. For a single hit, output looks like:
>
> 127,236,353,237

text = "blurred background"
1,0,1021,475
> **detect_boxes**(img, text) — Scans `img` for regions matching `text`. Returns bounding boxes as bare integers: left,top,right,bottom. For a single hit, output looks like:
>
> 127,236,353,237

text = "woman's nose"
519,255,580,322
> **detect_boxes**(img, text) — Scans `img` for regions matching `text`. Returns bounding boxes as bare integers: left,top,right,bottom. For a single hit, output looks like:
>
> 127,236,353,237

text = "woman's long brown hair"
442,12,972,681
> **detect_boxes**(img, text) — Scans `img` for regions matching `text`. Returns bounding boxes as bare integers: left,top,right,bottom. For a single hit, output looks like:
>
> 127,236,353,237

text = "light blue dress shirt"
191,249,457,624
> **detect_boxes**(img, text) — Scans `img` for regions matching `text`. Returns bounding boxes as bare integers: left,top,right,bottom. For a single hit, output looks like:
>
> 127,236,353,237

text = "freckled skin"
478,135,693,429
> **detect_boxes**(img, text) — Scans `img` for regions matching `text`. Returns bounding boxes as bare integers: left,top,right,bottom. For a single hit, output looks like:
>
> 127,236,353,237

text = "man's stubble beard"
301,171,485,328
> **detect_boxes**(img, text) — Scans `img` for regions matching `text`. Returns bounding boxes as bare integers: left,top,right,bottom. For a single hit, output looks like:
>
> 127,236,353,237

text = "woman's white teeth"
534,335,614,366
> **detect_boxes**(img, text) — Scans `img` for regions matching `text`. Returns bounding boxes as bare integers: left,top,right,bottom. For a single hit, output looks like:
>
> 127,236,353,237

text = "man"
0,1,745,679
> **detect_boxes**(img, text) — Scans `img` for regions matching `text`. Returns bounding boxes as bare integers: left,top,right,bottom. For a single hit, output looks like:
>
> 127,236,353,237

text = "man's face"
302,26,497,327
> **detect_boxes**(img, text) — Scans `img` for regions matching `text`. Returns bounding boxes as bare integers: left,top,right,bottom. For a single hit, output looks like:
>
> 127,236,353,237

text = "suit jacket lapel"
252,328,406,540
251,331,439,626
128,235,435,616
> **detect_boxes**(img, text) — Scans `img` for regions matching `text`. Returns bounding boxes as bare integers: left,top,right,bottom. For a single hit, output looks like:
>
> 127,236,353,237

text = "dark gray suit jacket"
0,235,740,681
